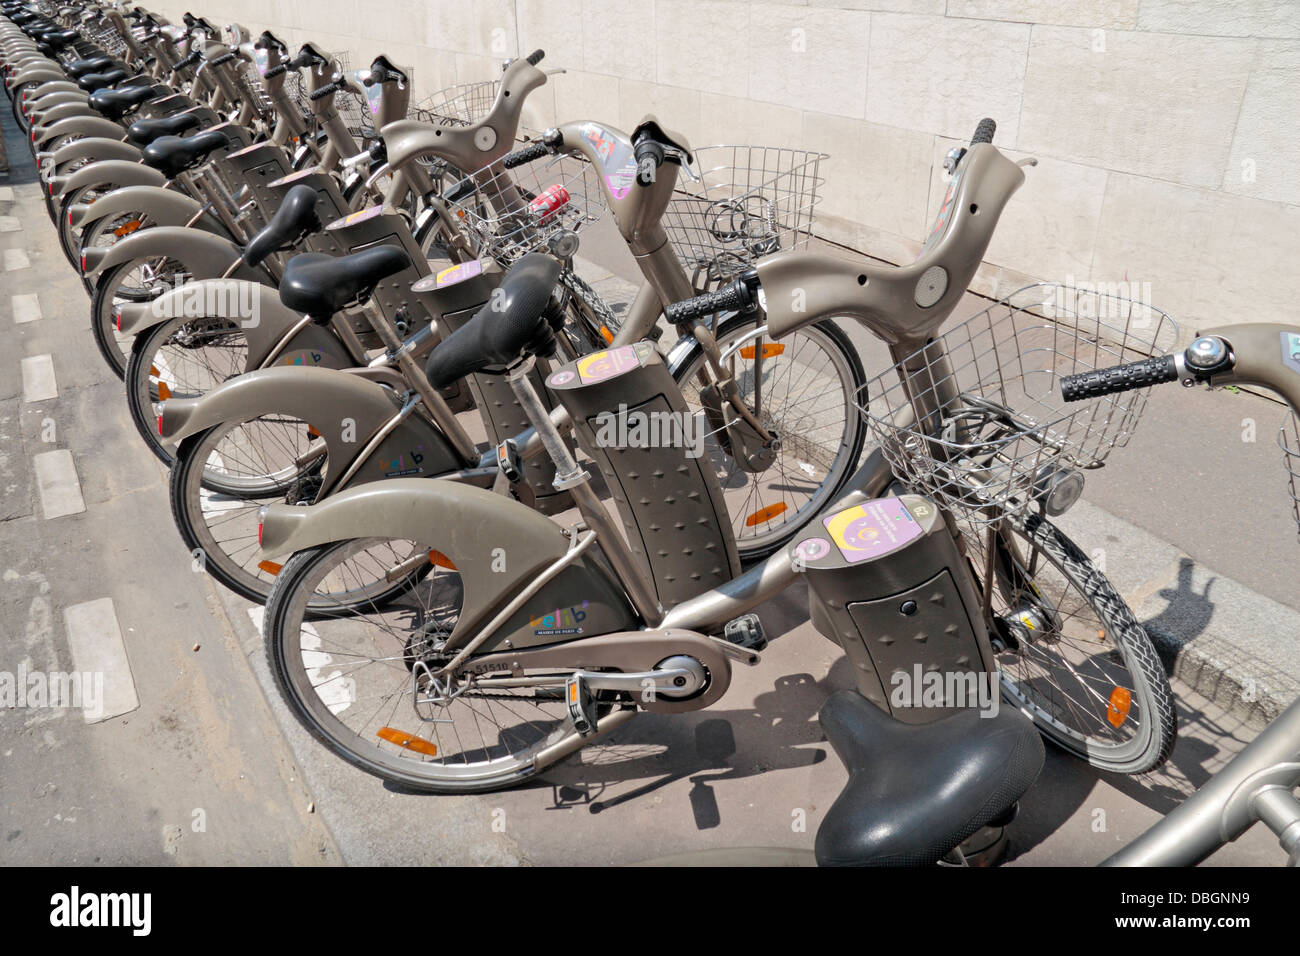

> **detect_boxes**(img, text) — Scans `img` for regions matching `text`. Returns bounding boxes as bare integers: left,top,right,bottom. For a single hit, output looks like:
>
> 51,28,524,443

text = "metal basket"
414,79,499,127
446,148,607,265
663,145,827,287
858,282,1178,528
1280,411,1300,540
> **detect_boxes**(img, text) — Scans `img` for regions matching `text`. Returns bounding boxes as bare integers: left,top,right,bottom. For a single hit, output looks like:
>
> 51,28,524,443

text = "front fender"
82,225,256,280
35,115,124,150
53,158,164,200
258,477,573,643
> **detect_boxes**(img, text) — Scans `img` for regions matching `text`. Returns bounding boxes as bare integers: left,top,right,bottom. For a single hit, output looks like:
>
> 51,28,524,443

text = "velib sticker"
824,498,923,563
381,444,426,477
1284,331,1300,376
530,601,589,636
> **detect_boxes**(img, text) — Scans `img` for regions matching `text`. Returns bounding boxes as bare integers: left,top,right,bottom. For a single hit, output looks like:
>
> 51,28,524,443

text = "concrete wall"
152,0,1300,331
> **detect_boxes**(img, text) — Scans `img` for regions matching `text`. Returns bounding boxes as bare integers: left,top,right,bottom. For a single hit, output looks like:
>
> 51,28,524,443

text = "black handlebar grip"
502,140,551,169
308,79,342,101
1060,355,1179,402
634,139,664,186
174,50,202,70
970,117,997,146
525,49,544,65
262,62,288,79
208,51,236,68
664,275,757,324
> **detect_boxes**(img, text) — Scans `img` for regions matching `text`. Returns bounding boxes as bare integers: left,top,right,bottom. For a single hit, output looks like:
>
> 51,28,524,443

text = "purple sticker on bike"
823,498,922,563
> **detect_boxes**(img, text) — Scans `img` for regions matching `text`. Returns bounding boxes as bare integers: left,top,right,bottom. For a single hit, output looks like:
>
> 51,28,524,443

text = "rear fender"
28,90,88,113
82,225,256,280
31,100,94,127
69,185,222,236
53,158,165,200
257,477,588,646
10,65,65,87
28,81,83,100
117,279,325,371
35,115,124,150
47,136,141,177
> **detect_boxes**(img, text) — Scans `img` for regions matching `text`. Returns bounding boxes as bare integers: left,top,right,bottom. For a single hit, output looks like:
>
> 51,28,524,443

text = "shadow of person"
1142,557,1218,668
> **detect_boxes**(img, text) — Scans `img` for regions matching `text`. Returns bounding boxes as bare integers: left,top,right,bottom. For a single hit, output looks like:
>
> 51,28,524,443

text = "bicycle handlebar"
525,49,544,66
502,140,551,169
970,117,997,146
664,271,760,324
207,51,236,68
308,78,342,101
1060,354,1180,401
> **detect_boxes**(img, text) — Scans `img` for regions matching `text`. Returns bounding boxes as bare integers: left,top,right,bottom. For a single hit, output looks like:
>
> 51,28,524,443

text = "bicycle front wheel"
977,514,1176,774
671,315,866,560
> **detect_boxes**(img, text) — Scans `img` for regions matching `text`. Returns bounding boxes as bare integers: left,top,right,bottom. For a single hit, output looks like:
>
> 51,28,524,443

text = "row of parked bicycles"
3,0,1299,866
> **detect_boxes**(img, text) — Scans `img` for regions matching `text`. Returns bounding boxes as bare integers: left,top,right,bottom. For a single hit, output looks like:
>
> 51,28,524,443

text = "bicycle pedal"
565,674,598,737
723,613,767,652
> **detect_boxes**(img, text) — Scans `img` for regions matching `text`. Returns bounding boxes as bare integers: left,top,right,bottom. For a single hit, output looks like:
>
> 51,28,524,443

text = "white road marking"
20,354,57,402
32,450,86,518
2,249,28,271
12,293,42,324
248,608,353,714
64,598,139,723
0,216,20,233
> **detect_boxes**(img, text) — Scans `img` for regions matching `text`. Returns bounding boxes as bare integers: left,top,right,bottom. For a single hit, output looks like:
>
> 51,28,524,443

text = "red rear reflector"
376,727,438,756
157,414,164,436
745,503,789,527
1107,687,1132,728
257,522,263,546
740,343,785,360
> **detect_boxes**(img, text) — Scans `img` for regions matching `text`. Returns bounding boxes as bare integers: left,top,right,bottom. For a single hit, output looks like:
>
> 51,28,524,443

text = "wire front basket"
859,282,1178,529
664,145,826,287
446,149,607,265
414,79,499,127
1280,411,1300,540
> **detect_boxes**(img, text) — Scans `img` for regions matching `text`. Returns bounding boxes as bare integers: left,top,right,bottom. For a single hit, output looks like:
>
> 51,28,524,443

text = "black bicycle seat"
76,68,128,92
814,690,1044,866
141,129,230,179
242,185,322,270
279,246,411,319
66,55,115,77
125,111,201,146
87,82,157,121
424,253,562,390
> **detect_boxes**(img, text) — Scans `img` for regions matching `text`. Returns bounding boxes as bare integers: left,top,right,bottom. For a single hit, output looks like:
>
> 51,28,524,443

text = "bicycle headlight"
1033,464,1085,516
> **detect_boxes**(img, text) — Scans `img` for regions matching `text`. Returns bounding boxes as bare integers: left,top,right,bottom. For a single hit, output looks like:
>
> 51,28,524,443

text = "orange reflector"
1107,687,1132,728
428,550,457,570
598,325,614,344
156,382,171,400
568,682,578,703
740,343,785,360
114,218,142,237
377,727,438,756
306,425,321,437
744,502,789,527
149,365,159,376
257,560,282,576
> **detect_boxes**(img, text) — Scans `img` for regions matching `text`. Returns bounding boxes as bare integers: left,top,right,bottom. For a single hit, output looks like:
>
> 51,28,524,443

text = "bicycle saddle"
88,82,158,121
814,690,1044,867
141,129,231,179
278,246,411,319
242,185,322,270
125,110,201,146
76,68,128,92
424,253,563,390
66,55,115,77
